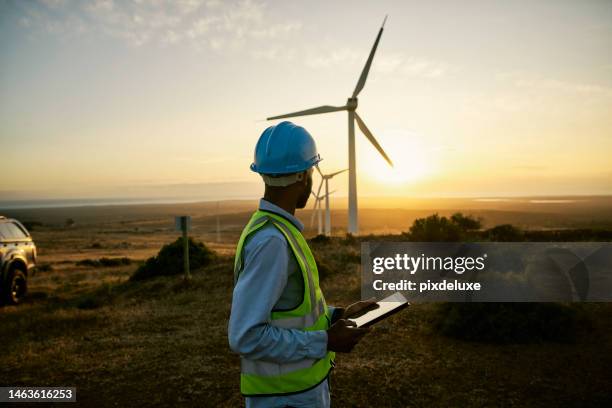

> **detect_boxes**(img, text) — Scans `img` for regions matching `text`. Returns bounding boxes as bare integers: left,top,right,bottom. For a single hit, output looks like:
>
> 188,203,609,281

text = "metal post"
182,219,190,280
216,201,221,243
348,110,358,235
317,201,323,235
325,178,331,236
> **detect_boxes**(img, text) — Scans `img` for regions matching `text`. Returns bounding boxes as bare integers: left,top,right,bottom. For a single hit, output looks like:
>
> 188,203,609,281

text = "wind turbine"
316,166,348,236
267,16,393,235
310,189,336,235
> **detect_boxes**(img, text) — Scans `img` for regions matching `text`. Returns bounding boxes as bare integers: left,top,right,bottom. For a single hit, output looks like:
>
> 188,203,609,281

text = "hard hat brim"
251,154,322,176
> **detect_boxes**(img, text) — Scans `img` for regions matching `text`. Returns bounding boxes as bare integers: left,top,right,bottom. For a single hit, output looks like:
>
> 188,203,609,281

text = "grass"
1,211,612,407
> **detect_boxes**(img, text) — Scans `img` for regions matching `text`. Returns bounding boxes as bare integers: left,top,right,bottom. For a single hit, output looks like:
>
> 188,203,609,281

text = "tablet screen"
349,292,409,328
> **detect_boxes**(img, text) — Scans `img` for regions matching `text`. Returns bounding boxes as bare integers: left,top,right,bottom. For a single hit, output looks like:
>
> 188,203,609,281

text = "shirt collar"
259,198,304,232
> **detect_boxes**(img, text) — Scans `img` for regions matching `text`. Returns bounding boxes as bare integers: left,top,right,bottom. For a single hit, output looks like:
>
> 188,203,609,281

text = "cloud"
306,48,451,80
16,0,451,80
19,0,302,50
512,165,547,171
186,16,219,38
397,56,449,79
306,48,361,69
514,78,612,97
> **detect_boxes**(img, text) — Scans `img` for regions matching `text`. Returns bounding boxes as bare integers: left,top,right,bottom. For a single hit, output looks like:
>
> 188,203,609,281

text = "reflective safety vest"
233,209,336,396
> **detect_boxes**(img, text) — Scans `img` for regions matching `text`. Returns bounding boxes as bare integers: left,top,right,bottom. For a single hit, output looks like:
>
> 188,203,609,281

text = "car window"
0,222,28,240
0,224,10,240
11,223,29,238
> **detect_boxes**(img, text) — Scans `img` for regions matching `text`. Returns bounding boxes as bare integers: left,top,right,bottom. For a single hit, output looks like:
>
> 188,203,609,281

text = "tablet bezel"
349,292,409,328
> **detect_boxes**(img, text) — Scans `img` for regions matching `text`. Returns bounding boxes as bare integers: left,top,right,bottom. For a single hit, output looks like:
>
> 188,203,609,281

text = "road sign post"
175,216,192,280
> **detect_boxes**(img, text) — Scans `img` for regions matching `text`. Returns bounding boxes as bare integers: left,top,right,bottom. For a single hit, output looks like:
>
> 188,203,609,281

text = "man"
228,121,377,407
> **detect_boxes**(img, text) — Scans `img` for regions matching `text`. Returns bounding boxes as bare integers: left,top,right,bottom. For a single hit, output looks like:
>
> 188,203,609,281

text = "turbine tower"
316,166,347,236
267,16,393,235
310,190,335,235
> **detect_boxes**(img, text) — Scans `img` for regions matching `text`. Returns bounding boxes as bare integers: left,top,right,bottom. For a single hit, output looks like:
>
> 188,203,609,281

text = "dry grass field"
1,198,612,407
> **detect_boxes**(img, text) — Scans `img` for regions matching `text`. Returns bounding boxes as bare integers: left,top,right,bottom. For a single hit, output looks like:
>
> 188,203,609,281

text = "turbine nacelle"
346,97,358,111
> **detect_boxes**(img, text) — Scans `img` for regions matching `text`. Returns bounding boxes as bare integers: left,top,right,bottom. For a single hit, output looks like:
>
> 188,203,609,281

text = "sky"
1,0,611,202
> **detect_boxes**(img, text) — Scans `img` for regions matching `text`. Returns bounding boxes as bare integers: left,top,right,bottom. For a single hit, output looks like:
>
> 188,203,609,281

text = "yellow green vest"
233,209,336,396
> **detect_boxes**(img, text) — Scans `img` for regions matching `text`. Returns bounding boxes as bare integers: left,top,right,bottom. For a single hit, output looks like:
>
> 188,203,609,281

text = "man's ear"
295,171,308,184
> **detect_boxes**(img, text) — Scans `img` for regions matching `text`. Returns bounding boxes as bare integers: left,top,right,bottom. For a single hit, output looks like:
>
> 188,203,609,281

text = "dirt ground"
1,203,612,407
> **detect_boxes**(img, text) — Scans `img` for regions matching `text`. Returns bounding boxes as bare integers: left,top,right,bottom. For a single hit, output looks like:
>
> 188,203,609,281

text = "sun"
361,131,433,185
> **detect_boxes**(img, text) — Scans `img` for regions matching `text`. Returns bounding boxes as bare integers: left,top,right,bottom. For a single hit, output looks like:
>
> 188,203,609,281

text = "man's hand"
342,297,379,319
326,319,369,353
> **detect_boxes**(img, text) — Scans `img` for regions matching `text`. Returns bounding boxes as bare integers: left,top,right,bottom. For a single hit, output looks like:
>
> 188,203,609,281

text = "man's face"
296,170,313,209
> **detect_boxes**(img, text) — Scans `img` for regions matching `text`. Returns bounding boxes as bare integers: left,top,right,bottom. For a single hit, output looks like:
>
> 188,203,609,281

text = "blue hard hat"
251,121,322,175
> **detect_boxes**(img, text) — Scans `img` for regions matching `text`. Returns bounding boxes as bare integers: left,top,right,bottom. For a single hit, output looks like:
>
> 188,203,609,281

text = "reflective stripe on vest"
270,298,326,329
233,210,335,396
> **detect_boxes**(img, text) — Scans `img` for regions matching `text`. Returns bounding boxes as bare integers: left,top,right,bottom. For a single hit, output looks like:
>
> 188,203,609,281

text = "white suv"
0,216,37,304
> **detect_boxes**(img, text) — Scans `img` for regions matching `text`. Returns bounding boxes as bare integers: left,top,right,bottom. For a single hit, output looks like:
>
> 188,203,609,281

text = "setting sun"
362,131,434,185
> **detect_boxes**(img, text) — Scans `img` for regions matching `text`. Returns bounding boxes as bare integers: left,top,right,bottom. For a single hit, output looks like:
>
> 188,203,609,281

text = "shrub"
130,237,215,281
309,234,331,244
77,296,102,310
486,224,524,241
343,233,357,245
22,221,43,231
76,257,131,267
450,213,482,231
36,263,53,272
76,259,98,267
99,257,131,267
407,213,462,241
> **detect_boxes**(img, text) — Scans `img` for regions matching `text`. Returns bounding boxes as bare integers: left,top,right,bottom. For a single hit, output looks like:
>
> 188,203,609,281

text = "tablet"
349,292,409,328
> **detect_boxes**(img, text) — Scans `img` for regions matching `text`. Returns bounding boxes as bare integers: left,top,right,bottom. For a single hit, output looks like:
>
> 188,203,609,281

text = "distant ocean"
0,196,259,210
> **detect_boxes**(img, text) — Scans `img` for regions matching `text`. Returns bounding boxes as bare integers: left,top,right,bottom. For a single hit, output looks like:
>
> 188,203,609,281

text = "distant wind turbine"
267,16,394,235
315,166,347,236
310,189,336,235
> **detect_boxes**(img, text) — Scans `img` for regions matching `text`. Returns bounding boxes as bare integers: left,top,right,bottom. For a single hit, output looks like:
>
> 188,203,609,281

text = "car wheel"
4,267,27,305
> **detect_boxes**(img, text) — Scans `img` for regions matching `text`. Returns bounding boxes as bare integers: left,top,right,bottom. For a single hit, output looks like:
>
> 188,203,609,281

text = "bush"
100,257,131,267
343,233,357,245
76,257,131,267
407,213,462,241
405,213,484,241
36,263,53,272
130,237,215,281
486,224,524,241
309,234,331,244
77,296,103,310
22,221,43,231
451,213,482,231
432,303,581,343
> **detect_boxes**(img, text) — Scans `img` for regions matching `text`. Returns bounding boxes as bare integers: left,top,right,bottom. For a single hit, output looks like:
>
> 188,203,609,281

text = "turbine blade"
315,163,323,177
322,190,336,199
326,168,348,179
315,177,324,200
354,112,393,167
267,105,347,120
352,17,386,98
310,195,318,227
